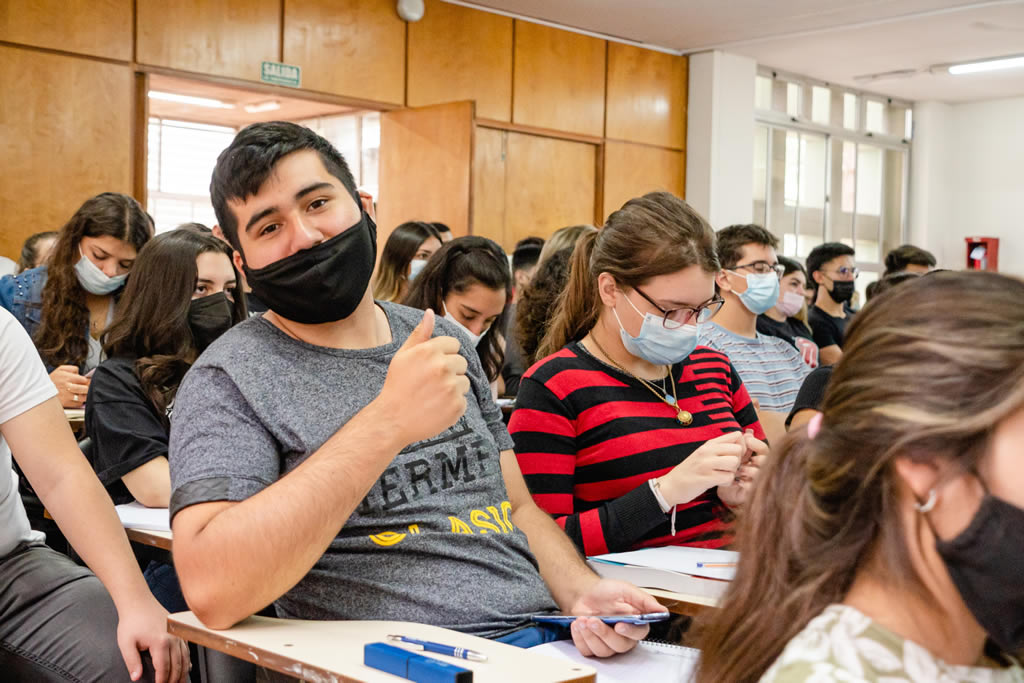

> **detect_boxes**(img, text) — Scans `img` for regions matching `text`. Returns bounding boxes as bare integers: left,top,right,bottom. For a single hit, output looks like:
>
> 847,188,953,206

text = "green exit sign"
260,61,301,88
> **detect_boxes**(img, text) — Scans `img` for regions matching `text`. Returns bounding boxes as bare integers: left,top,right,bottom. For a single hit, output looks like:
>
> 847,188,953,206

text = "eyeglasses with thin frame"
632,287,724,329
823,266,860,281
729,261,784,278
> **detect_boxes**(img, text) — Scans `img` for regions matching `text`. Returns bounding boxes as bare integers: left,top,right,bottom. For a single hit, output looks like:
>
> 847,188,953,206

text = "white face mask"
776,291,805,318
443,310,488,347
408,258,427,281
74,247,127,295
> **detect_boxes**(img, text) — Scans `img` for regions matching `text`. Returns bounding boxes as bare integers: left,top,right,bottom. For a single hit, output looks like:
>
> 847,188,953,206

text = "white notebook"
115,502,171,531
529,639,699,682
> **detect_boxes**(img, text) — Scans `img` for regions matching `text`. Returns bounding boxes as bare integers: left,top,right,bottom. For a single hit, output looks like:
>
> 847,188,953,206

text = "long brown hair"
373,221,441,302
103,229,246,419
536,192,718,359
34,193,153,368
694,271,1024,682
403,236,511,382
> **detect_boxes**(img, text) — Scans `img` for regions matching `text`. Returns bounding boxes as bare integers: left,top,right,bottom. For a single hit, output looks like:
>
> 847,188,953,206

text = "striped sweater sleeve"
509,375,668,556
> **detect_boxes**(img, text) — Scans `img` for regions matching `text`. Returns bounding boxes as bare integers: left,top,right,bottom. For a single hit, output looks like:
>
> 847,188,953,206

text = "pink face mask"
776,291,805,317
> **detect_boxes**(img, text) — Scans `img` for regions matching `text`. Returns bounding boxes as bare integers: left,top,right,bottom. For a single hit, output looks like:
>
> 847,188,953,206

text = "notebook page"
529,639,699,682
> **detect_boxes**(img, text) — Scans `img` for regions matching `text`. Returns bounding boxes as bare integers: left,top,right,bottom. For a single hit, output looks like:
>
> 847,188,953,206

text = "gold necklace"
586,335,692,426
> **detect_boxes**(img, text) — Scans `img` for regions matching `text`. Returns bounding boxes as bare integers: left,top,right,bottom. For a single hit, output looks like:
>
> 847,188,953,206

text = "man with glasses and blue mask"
698,225,810,444
806,242,858,367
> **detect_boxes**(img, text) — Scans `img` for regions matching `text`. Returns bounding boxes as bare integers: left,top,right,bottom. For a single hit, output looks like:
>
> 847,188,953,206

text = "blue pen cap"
364,642,473,683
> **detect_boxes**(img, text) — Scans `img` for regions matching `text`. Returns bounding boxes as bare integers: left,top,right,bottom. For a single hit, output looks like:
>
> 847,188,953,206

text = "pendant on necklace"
664,395,676,406
676,409,693,425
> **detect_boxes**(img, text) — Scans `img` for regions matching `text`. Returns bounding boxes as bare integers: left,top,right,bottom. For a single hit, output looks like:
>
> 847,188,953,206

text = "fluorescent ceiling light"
244,100,281,113
949,55,1024,75
148,91,234,109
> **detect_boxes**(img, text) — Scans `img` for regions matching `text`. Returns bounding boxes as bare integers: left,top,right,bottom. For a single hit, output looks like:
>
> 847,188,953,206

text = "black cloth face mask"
188,292,234,353
241,211,377,325
935,486,1024,653
826,279,855,304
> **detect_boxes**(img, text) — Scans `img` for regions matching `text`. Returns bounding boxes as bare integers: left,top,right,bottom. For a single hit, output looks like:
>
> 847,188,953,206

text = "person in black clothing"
85,229,245,612
502,238,545,396
806,242,857,366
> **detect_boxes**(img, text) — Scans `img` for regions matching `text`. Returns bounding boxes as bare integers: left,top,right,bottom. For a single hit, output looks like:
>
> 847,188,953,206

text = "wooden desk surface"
168,612,596,683
64,408,85,426
647,588,718,616
125,527,173,551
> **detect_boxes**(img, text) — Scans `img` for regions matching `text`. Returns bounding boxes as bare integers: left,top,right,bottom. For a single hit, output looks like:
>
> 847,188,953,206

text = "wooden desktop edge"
167,614,597,683
167,617,375,683
125,527,173,551
648,588,719,617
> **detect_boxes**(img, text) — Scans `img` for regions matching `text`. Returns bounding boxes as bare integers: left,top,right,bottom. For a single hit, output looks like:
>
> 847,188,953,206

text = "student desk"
125,527,173,551
647,588,718,617
167,612,596,682
64,408,84,429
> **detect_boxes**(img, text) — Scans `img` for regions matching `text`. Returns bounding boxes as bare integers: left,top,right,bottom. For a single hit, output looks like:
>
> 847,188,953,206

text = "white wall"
686,50,757,230
911,96,1024,276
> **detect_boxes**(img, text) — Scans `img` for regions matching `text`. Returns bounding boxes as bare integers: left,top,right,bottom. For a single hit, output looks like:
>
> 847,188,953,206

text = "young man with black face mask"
806,242,857,366
168,122,662,656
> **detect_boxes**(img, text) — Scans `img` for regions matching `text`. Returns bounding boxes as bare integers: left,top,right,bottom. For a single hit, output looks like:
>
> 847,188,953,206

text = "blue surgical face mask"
614,292,699,365
408,258,427,281
730,271,780,315
74,247,127,295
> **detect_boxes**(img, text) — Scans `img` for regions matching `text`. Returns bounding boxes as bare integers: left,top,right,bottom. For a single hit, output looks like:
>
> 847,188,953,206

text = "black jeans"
0,543,155,682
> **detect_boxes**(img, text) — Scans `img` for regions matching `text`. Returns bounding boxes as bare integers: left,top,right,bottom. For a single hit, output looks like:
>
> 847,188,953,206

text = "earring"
914,489,937,513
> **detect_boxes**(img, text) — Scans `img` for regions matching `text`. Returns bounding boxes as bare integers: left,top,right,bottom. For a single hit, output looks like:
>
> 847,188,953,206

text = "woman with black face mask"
694,271,1024,682
84,228,245,614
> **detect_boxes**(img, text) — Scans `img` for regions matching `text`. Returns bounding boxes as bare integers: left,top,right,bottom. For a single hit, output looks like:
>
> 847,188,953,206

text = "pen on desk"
697,562,737,568
387,635,488,662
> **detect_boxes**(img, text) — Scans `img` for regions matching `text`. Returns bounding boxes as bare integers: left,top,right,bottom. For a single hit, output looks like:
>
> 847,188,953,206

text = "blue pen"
387,635,488,662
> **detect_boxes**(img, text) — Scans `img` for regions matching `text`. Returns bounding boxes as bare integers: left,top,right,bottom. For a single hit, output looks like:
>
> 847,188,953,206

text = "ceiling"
451,0,1024,103
148,74,357,128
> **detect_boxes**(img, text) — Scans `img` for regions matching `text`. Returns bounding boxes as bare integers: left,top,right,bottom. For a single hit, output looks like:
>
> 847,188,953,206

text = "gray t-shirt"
169,302,557,637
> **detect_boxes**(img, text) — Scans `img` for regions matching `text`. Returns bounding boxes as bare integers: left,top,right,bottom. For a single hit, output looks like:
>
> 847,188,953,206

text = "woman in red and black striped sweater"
509,192,768,556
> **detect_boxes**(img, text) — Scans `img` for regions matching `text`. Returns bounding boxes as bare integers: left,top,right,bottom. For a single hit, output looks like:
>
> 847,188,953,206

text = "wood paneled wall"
0,0,133,61
407,0,513,121
284,0,406,103
136,0,281,81
1,0,690,257
0,46,133,258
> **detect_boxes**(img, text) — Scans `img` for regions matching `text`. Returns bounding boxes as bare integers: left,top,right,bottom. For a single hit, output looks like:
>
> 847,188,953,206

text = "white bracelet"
649,479,678,536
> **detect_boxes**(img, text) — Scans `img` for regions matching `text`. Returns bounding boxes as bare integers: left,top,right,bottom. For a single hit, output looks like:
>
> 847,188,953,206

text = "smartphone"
532,611,671,626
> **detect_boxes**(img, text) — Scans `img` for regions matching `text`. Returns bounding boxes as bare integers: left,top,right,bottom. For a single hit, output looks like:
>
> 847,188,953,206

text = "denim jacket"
0,266,48,339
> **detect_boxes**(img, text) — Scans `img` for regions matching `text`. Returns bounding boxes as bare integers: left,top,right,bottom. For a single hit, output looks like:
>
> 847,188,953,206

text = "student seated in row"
405,236,511,399
806,242,857,365
699,225,810,443
87,228,246,509
757,256,818,368
168,122,662,656
373,221,443,303
16,231,58,274
0,307,188,682
502,237,544,397
883,243,936,276
0,193,153,408
696,271,1024,681
509,193,767,556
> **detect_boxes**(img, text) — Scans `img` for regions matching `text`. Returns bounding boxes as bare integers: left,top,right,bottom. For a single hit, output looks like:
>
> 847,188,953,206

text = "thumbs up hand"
378,309,470,445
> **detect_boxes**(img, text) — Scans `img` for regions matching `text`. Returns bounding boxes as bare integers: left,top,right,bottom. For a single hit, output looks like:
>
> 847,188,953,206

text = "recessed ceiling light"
148,91,234,109
949,55,1024,75
244,101,282,114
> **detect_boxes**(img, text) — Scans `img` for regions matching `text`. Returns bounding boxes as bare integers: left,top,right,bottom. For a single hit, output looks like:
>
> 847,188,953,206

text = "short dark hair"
866,271,921,302
884,244,936,275
512,244,542,274
515,236,545,250
17,231,58,273
806,242,856,278
431,222,452,236
210,121,358,251
715,224,780,269
778,255,806,280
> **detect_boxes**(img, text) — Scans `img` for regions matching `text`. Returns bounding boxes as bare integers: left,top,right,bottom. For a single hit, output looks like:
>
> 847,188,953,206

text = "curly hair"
515,247,573,366
34,193,153,368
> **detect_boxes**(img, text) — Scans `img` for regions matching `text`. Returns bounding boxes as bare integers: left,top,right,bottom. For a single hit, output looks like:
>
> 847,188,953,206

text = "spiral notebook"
529,639,699,682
